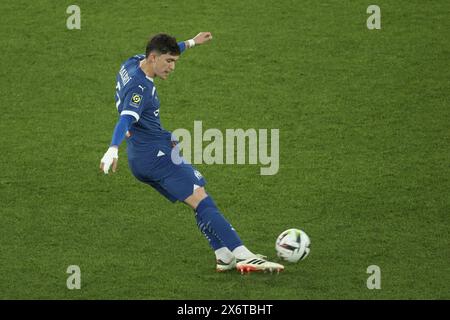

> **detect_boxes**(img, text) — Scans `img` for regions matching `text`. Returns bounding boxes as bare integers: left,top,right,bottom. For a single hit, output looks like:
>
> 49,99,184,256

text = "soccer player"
100,32,284,273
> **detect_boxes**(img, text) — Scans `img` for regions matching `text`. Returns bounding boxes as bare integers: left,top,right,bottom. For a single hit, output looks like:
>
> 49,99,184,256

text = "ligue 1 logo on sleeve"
130,93,143,108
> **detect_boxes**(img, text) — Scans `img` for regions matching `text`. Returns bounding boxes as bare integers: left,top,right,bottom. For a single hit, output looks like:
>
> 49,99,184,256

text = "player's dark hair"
145,33,181,57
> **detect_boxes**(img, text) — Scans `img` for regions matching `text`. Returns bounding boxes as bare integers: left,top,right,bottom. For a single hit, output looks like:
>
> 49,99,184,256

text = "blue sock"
195,196,243,251
195,210,224,251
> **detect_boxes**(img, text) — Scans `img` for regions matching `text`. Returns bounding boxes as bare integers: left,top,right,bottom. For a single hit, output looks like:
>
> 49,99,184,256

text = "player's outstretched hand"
193,32,213,45
100,146,118,174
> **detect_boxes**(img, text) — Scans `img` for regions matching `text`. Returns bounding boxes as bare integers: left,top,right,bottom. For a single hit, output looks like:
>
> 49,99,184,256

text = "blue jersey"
111,43,207,203
115,54,171,148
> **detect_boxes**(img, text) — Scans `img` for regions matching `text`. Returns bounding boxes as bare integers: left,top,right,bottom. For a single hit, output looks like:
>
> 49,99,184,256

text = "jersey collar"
137,60,154,83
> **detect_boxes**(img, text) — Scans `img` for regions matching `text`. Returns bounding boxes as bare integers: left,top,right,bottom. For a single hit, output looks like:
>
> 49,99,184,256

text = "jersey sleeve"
177,41,186,53
120,85,151,122
110,114,134,147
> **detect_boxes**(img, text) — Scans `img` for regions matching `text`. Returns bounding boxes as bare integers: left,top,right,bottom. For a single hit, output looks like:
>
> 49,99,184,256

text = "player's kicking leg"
184,187,284,273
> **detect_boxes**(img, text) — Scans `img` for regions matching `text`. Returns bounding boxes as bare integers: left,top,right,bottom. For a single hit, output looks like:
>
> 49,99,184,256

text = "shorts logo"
194,170,203,180
130,93,143,108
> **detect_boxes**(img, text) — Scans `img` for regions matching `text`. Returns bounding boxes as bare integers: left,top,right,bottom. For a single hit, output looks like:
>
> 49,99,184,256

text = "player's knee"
193,186,208,202
185,187,208,209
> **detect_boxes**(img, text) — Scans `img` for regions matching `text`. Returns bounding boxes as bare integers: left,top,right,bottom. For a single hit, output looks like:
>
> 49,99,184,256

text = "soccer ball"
275,228,311,263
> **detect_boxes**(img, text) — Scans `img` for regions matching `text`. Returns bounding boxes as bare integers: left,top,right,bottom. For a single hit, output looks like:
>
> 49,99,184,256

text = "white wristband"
187,39,196,49
100,147,118,174
107,146,119,158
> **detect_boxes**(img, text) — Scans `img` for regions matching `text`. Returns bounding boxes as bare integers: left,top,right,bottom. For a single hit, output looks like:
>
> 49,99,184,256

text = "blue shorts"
127,141,206,203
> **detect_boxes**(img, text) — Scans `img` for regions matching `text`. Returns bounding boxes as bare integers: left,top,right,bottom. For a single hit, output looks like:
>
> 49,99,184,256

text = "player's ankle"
232,245,255,260
215,247,235,264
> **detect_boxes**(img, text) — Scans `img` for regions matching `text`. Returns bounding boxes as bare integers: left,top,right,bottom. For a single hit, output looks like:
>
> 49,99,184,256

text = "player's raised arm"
178,32,213,53
192,32,213,45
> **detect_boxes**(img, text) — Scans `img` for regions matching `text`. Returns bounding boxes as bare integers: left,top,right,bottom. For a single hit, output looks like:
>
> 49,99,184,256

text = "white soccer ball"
275,228,311,263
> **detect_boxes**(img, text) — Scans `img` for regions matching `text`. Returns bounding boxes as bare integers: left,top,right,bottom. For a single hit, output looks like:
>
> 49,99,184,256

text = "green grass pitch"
0,0,449,299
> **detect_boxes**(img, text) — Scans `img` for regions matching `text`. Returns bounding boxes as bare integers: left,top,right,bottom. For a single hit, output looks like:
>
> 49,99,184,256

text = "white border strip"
121,110,140,121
